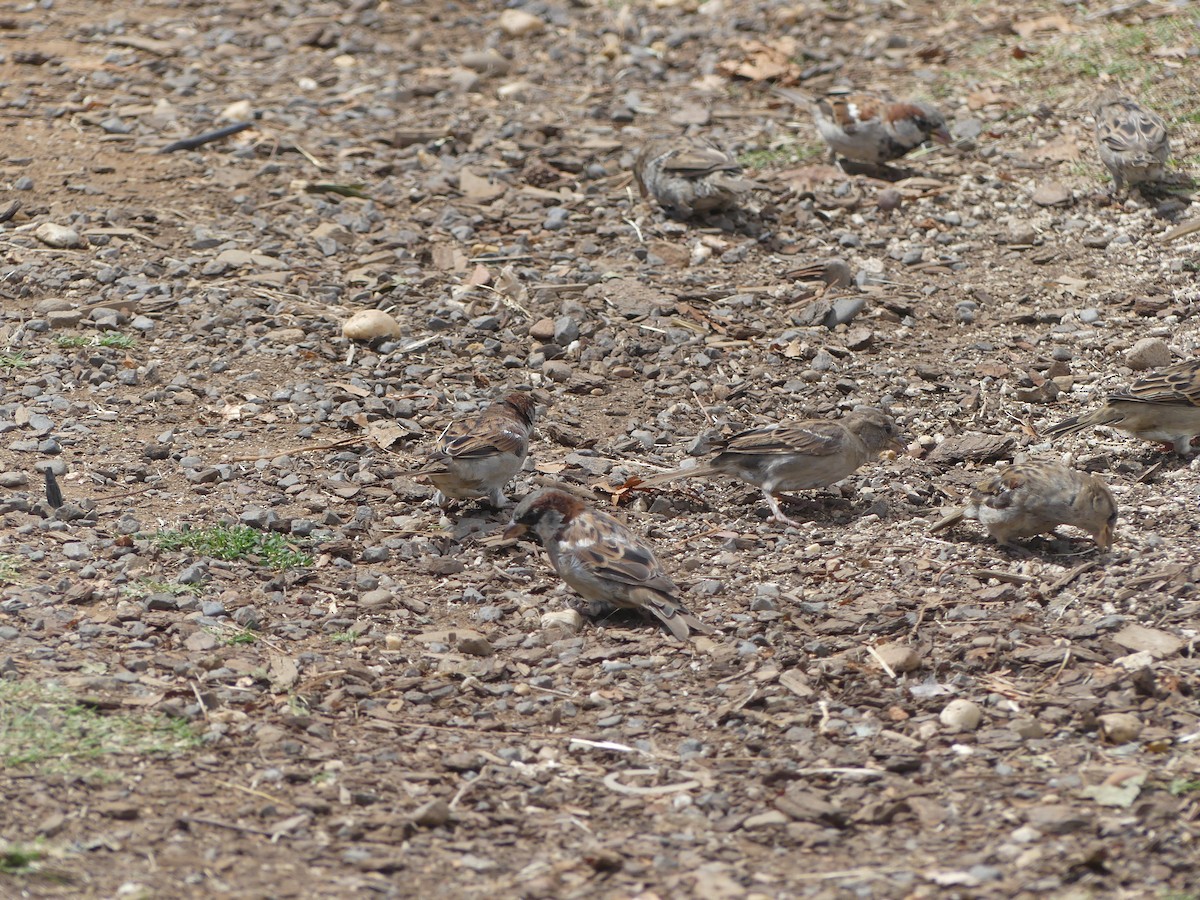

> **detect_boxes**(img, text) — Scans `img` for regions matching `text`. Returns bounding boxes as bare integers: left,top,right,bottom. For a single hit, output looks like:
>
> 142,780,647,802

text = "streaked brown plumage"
505,488,714,641
1093,90,1170,193
930,462,1117,550
413,391,537,507
636,408,901,526
633,137,759,219
1043,360,1200,456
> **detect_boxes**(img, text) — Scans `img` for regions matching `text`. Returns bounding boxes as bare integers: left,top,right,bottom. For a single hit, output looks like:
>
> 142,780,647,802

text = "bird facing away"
413,391,537,507
1043,359,1200,457
505,488,714,641
633,137,759,219
1093,90,1170,193
636,408,901,526
929,462,1117,550
770,86,951,166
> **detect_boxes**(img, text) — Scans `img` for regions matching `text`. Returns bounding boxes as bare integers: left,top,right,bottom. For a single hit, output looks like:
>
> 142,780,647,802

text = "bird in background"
635,408,902,527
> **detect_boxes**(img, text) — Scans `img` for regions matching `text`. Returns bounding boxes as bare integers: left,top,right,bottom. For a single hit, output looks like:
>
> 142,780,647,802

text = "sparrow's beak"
932,127,953,146
1095,523,1114,551
502,522,528,542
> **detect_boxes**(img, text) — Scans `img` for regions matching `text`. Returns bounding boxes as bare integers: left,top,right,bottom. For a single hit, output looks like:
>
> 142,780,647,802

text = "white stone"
342,309,400,341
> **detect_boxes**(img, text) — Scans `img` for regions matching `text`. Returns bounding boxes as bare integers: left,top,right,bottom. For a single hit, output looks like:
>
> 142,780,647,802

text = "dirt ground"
1,0,1199,897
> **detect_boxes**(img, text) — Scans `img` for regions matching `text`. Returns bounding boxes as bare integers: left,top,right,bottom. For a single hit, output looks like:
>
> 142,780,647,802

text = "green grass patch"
0,680,200,775
0,844,41,875
54,332,137,350
152,524,312,570
329,631,356,644
223,628,257,646
739,142,824,170
0,554,21,585
0,351,32,369
121,579,204,599
1169,778,1200,796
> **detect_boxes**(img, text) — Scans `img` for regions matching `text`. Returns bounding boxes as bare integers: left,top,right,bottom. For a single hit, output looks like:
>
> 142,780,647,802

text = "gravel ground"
2,1,1199,897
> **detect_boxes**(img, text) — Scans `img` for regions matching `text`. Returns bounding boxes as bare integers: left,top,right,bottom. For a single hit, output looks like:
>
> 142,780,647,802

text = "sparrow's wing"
440,406,530,459
660,142,740,177
722,420,846,457
1113,360,1200,408
1097,99,1168,154
566,512,678,595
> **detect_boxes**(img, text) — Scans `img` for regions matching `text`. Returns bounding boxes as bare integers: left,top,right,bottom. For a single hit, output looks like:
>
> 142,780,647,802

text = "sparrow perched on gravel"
1043,359,1200,456
930,462,1116,550
505,488,714,640
635,408,901,526
633,136,759,219
413,391,537,507
1093,90,1170,193
770,86,951,166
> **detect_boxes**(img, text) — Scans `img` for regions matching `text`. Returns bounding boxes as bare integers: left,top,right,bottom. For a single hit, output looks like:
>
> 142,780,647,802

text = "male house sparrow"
770,86,951,166
412,391,537,507
929,462,1116,550
1093,90,1170,193
633,137,759,219
505,488,715,641
635,408,901,526
1043,359,1200,457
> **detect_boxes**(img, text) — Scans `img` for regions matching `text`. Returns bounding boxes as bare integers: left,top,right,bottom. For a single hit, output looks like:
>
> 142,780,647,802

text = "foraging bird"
633,136,759,219
1093,89,1170,194
505,488,714,640
1043,359,1200,457
770,86,951,166
635,409,901,526
930,461,1116,550
413,391,537,507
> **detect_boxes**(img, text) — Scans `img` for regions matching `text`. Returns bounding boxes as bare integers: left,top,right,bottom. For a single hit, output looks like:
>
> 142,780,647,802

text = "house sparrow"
770,86,951,166
412,391,537,507
635,408,901,526
1043,359,1200,456
633,137,759,219
1093,90,1170,193
929,462,1116,550
505,488,714,641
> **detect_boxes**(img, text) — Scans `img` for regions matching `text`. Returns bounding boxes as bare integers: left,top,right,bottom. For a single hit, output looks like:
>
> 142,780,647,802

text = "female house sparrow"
1043,360,1200,457
929,462,1116,550
505,488,715,641
770,86,951,166
413,391,537,507
1093,90,1170,193
633,137,759,219
635,409,901,526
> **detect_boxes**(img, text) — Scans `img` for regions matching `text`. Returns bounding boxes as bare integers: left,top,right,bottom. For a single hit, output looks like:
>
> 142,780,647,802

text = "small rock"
873,642,921,674
498,9,544,37
940,698,982,732
34,223,83,248
825,297,865,329
1097,712,1142,745
528,317,556,341
1024,804,1092,835
461,48,511,75
742,810,789,830
541,609,583,637
542,360,572,383
1124,338,1171,371
178,563,209,585
457,635,494,657
343,310,401,341
1031,183,1072,207
184,631,217,651
877,189,902,212
411,798,452,827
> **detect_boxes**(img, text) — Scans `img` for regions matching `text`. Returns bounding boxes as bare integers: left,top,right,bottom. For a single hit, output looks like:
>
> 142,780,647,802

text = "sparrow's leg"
764,491,802,527
486,488,510,508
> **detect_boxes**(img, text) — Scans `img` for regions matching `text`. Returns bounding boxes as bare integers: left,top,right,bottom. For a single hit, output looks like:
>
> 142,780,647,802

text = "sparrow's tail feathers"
928,508,965,533
1043,408,1120,439
634,463,722,489
634,590,715,640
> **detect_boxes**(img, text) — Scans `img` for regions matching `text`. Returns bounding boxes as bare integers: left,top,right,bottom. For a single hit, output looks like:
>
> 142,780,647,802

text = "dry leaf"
367,421,408,450
535,461,568,474
1012,14,1076,38
431,243,469,271
1032,136,1082,163
459,167,507,202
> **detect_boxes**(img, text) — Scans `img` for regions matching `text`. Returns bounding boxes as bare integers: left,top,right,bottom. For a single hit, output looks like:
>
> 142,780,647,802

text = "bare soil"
1,1,1199,898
